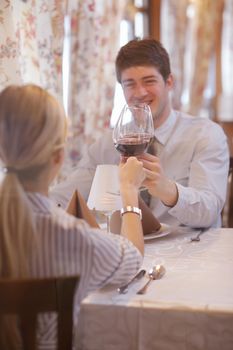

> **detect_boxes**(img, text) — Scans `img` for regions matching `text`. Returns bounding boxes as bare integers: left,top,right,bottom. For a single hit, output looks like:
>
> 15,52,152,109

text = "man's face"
121,66,173,126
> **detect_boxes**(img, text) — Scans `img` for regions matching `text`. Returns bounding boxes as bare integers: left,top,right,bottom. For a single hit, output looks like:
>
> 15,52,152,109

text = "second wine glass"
113,104,154,157
87,165,122,233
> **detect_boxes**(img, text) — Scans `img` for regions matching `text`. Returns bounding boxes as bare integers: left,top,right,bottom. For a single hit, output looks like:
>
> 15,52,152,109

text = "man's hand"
139,153,178,207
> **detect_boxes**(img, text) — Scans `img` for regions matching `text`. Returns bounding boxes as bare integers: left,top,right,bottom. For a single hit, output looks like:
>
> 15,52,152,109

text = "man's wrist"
161,180,178,207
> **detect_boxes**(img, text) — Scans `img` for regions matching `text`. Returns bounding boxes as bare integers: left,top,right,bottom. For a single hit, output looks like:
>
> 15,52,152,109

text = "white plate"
144,223,171,241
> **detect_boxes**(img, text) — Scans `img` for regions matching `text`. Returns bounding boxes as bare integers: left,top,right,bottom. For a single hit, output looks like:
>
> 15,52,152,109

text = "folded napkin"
139,196,161,235
66,190,161,235
66,190,100,228
110,196,161,235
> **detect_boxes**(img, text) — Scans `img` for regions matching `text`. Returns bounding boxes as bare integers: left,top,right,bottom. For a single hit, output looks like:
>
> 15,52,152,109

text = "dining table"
75,226,233,350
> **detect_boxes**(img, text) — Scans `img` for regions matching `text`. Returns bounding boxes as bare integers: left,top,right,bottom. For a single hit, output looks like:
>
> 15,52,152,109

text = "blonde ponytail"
0,173,33,277
0,84,66,348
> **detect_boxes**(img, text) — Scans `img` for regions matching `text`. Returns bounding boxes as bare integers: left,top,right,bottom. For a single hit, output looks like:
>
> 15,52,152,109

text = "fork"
190,229,206,242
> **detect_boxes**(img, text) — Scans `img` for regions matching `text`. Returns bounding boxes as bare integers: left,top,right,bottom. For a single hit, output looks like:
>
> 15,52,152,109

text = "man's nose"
133,84,148,99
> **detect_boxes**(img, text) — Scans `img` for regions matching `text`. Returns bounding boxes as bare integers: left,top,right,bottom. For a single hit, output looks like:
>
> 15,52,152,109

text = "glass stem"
106,213,111,233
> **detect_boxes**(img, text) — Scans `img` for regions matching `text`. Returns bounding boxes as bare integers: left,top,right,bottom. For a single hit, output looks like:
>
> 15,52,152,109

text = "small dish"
144,223,171,241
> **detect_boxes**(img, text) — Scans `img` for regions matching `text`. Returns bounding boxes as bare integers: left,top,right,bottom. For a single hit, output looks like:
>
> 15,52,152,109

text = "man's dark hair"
115,38,171,83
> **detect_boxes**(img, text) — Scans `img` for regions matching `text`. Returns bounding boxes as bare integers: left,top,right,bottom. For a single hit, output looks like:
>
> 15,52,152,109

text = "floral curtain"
0,0,126,177
0,0,65,102
188,0,224,116
161,0,225,117
63,0,126,169
218,0,233,121
161,0,188,110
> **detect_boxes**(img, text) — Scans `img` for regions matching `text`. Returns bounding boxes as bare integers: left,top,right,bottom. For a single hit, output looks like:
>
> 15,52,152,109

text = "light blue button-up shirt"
51,110,229,228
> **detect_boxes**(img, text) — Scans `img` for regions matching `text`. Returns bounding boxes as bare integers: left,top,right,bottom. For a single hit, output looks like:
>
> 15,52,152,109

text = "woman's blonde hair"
0,84,67,348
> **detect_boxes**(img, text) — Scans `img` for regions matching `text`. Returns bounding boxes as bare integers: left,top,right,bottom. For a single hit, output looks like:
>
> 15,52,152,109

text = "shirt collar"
27,192,56,214
154,110,177,146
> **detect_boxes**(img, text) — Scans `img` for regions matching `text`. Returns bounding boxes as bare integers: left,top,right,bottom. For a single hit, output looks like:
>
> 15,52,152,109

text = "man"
51,38,229,228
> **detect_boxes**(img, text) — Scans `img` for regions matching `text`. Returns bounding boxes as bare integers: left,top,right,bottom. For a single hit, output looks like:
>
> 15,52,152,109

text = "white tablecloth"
75,228,233,350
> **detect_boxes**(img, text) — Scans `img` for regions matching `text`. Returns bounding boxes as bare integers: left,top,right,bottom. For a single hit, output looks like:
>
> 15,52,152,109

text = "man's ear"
166,73,174,90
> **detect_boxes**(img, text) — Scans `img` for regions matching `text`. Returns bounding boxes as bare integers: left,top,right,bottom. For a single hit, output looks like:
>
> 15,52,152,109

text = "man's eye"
123,83,135,88
145,80,156,85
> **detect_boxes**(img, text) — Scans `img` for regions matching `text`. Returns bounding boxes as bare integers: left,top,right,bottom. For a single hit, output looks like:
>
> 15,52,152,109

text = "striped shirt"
26,192,142,350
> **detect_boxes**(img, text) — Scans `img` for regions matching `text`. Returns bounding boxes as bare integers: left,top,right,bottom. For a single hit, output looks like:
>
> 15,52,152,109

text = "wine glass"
87,165,122,233
113,104,154,157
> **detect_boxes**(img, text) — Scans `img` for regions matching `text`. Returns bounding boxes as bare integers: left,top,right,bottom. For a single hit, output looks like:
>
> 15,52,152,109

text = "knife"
117,269,146,294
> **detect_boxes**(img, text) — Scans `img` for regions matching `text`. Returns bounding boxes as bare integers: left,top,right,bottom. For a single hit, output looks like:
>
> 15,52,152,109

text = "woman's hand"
119,157,145,207
119,156,145,191
118,157,145,255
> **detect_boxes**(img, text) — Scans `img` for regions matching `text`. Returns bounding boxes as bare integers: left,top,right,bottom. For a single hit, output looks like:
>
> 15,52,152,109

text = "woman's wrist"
120,184,139,207
121,206,142,220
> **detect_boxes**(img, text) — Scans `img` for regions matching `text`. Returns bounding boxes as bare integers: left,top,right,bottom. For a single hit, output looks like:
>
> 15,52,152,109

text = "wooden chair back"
218,122,233,227
222,157,233,227
0,275,79,350
227,157,233,227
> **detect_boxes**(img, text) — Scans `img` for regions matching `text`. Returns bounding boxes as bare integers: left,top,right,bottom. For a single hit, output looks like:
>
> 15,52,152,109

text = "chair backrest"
222,157,233,227
218,122,233,227
227,157,233,227
0,275,79,350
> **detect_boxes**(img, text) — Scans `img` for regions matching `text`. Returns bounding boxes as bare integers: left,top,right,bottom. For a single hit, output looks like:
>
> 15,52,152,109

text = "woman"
0,84,145,349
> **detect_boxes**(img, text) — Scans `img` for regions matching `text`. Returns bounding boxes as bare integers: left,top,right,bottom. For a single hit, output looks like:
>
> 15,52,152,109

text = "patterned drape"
161,0,225,117
221,0,233,96
0,0,126,177
0,0,65,102
188,0,224,116
64,0,126,168
161,0,188,110
218,0,233,121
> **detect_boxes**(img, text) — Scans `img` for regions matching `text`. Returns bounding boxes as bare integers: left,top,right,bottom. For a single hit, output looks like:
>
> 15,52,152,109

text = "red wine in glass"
113,104,154,157
114,133,152,157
